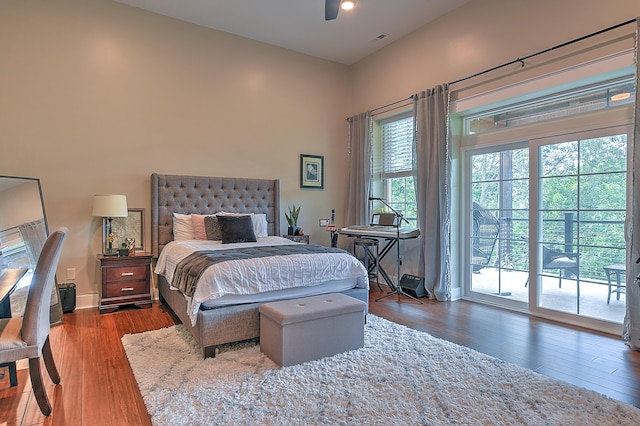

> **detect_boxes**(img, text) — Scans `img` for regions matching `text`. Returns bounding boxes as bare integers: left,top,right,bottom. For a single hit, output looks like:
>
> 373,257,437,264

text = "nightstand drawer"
105,265,148,283
104,280,148,298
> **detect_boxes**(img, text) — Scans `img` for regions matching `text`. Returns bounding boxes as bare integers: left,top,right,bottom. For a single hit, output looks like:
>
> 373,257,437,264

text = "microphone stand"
373,198,424,304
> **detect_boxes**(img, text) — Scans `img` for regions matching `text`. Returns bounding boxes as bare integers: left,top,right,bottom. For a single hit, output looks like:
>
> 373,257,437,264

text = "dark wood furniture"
281,234,309,244
98,253,152,314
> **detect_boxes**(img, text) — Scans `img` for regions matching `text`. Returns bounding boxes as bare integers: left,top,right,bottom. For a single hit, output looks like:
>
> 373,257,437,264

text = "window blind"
382,115,414,178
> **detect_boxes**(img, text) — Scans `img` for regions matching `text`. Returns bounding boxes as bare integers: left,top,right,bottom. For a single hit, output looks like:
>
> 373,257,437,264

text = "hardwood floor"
2,291,640,425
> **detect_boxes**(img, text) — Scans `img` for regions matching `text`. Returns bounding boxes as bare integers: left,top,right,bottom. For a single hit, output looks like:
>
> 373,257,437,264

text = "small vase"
288,226,300,236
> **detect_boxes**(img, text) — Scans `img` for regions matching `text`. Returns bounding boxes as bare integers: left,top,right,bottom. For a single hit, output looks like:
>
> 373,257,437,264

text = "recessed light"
341,1,356,11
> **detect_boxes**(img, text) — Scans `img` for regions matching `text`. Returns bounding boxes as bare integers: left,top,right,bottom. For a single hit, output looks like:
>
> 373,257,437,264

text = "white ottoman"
259,293,366,367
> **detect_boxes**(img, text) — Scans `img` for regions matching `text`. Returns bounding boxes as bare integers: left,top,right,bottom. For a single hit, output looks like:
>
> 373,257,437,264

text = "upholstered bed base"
158,275,369,357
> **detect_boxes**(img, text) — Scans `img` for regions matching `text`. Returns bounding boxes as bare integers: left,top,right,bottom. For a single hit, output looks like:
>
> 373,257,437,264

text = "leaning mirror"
0,176,63,325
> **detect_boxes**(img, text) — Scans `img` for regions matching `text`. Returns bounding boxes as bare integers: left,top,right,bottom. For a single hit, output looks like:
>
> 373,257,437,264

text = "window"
375,113,417,226
464,76,635,135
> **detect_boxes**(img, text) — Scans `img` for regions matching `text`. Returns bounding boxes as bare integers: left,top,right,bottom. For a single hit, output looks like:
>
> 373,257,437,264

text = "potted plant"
118,242,130,257
285,204,301,235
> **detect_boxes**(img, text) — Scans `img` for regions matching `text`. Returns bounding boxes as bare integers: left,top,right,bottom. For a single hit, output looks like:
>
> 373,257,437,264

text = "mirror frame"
0,175,64,325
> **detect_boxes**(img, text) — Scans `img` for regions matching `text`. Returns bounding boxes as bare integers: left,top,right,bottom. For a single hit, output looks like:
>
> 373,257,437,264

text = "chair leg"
29,357,52,416
42,336,60,384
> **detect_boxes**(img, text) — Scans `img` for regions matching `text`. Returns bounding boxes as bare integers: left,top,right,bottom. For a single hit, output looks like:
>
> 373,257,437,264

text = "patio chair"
526,244,578,287
471,202,500,272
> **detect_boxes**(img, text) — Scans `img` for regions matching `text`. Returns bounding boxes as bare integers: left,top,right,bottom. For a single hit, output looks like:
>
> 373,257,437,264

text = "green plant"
285,204,301,227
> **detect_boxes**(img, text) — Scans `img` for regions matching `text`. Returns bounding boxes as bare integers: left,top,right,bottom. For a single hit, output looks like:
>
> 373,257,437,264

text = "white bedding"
155,236,369,325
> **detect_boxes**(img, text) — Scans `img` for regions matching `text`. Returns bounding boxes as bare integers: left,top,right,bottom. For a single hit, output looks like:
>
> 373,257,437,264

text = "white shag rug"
122,315,640,425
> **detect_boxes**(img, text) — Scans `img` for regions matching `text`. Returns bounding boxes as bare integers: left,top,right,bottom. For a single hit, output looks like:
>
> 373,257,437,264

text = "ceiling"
113,0,471,65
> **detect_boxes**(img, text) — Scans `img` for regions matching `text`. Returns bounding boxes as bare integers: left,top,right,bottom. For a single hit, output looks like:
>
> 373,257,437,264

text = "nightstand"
282,234,310,244
97,252,153,314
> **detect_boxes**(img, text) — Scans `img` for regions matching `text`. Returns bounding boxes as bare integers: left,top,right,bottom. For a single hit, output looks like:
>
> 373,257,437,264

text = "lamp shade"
92,195,128,218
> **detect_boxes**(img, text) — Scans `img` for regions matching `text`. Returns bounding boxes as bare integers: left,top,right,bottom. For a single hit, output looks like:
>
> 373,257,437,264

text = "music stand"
373,199,424,304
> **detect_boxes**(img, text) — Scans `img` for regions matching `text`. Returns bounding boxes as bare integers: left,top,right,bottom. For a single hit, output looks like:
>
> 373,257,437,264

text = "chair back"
21,227,68,348
471,202,500,271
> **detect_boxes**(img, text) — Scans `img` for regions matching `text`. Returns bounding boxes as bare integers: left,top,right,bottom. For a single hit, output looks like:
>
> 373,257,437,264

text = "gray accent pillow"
204,215,222,241
217,215,257,244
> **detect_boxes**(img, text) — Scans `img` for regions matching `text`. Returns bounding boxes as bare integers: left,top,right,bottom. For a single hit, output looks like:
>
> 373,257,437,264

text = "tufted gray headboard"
150,173,280,257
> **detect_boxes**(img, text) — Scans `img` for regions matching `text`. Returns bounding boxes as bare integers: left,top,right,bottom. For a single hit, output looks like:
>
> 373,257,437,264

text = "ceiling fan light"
341,1,356,11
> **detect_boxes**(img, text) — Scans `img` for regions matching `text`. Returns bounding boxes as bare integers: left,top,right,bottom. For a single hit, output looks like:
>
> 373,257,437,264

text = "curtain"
345,112,372,229
18,218,47,267
623,19,640,350
413,85,451,300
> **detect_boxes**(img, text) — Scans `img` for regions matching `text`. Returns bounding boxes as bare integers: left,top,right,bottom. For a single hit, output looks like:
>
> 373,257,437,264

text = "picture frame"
108,208,145,252
300,154,324,189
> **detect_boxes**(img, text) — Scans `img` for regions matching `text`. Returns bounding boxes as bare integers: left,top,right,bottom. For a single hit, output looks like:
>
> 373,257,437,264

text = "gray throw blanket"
172,244,348,297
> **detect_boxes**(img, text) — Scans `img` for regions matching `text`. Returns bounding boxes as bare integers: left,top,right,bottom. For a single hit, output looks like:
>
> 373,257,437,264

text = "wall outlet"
319,219,330,227
66,268,76,280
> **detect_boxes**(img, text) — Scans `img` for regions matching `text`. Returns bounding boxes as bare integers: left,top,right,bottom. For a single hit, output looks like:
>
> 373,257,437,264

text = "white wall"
0,0,351,305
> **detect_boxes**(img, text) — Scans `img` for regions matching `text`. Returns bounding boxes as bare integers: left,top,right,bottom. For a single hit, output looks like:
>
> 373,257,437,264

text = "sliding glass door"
468,146,529,307
534,133,627,322
465,128,629,330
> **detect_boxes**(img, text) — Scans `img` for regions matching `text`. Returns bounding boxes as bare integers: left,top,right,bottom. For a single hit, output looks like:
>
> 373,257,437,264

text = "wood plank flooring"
2,289,639,425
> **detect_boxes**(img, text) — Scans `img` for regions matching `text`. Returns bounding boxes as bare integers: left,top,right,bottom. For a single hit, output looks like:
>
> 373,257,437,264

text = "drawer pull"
120,272,134,277
121,287,135,292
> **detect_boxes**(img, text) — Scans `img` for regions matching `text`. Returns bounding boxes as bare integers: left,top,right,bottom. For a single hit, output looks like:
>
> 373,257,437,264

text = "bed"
150,173,369,357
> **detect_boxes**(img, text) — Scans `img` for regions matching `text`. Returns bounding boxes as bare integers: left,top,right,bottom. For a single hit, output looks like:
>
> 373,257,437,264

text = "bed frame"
150,173,368,357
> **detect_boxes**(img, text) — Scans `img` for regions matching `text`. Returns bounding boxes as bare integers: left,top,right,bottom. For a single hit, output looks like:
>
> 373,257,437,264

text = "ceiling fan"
325,0,355,21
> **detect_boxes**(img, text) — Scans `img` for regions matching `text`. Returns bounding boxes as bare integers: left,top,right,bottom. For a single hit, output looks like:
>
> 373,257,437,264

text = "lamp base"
103,250,119,256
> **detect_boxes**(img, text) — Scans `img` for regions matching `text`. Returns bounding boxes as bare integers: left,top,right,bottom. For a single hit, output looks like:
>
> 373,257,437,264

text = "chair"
471,202,500,272
0,227,68,416
541,244,578,287
526,244,578,287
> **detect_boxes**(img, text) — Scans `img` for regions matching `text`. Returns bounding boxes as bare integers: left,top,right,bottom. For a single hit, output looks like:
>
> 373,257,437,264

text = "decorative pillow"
173,213,195,240
216,212,268,238
191,214,215,240
216,215,257,244
204,215,222,240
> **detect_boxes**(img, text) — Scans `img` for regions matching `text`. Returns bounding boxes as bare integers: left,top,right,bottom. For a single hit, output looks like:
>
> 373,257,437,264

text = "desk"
0,268,27,388
604,264,626,304
339,226,419,290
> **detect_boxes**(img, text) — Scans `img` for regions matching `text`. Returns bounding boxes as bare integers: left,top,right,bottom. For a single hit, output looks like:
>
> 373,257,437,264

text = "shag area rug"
122,315,640,425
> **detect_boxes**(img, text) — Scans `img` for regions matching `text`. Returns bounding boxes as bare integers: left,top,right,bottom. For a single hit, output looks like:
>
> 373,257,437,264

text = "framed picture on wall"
300,154,324,189
110,208,145,252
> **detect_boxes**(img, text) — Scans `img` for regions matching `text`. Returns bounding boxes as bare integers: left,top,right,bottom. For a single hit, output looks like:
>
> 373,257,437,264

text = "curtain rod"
368,95,414,114
449,17,637,86
356,17,637,119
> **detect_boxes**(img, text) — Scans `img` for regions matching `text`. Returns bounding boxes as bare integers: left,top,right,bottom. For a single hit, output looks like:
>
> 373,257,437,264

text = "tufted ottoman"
259,293,366,367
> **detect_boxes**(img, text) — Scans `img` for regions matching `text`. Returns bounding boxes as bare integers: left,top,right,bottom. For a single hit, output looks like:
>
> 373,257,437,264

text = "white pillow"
252,213,268,238
173,213,195,240
216,212,268,238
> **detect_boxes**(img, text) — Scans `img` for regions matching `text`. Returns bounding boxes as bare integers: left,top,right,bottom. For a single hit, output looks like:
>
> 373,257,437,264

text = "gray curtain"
413,85,451,300
19,218,47,267
345,112,372,228
623,18,640,350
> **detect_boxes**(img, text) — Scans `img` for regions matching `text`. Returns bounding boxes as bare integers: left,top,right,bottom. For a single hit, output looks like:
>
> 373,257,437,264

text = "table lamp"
93,194,128,255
